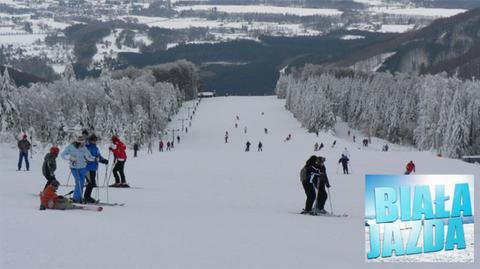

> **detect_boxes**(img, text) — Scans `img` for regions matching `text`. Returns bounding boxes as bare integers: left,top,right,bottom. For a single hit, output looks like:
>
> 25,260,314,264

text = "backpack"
300,167,307,182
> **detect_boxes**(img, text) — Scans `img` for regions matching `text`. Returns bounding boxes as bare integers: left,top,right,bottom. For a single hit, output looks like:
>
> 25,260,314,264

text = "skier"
342,147,350,158
245,141,251,152
147,140,153,154
61,135,95,203
17,134,31,171
166,141,170,151
258,141,263,152
383,144,389,152
84,134,108,203
264,128,268,134
314,142,319,151
159,140,164,152
319,143,324,151
405,160,416,175
42,146,59,189
236,115,240,120
315,131,319,137
285,134,292,142
300,156,320,215
244,126,247,134
225,131,229,143
109,135,129,188
338,154,350,175
363,138,368,147
177,136,180,144
353,135,356,143
331,140,337,148
39,180,75,210
235,123,238,128
133,142,139,157
185,127,188,133
314,156,331,214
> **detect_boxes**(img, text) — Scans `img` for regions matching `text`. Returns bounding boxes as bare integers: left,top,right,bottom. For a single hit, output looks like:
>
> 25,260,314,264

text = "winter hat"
50,146,60,155
111,135,120,143
50,180,60,188
89,134,98,142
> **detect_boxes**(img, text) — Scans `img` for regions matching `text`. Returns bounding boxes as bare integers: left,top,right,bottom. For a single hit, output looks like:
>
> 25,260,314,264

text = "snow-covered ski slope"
1,96,479,268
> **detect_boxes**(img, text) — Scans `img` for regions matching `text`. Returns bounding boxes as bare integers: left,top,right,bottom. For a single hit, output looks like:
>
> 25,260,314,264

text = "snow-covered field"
371,7,467,18
175,5,342,17
1,96,478,268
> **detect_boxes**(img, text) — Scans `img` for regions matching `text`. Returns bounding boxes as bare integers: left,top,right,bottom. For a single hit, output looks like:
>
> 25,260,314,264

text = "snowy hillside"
1,96,478,268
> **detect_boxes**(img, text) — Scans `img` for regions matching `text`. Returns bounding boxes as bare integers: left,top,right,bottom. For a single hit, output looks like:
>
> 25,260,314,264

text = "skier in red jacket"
109,135,129,187
405,161,416,175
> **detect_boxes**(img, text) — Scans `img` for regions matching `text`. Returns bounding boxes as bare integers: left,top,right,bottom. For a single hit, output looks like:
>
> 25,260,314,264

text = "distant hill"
334,8,480,79
0,65,48,87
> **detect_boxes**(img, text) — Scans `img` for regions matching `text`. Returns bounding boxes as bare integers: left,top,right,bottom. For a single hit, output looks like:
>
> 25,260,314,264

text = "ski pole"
66,170,72,187
95,170,100,202
105,159,116,204
102,151,112,187
327,188,334,215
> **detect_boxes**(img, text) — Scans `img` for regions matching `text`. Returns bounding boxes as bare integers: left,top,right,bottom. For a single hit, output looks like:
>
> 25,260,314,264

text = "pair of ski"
74,201,125,207
71,201,125,212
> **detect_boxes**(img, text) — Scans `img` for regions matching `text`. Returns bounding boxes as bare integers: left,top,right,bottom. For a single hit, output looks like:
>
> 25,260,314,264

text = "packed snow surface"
1,96,478,268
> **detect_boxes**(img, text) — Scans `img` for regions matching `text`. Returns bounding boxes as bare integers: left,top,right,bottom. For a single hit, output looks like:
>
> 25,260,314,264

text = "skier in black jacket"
42,146,59,189
338,154,349,174
300,156,320,215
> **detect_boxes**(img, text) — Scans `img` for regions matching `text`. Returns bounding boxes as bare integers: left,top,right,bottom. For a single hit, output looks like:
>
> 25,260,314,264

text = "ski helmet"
50,146,60,156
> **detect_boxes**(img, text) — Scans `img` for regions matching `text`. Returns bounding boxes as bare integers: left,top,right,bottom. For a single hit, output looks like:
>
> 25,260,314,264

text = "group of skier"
300,155,331,215
39,132,130,210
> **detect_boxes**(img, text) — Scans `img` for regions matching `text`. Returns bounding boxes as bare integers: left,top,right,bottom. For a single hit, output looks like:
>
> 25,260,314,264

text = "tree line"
0,60,199,147
276,65,480,158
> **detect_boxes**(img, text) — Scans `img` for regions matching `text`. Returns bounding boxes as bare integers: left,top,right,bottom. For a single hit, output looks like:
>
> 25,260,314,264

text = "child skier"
314,156,331,214
42,146,59,189
40,180,75,210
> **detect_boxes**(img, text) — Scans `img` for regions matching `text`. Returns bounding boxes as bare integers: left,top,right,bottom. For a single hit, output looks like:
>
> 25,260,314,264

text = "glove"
108,147,113,151
326,183,331,188
58,195,64,199
100,159,108,165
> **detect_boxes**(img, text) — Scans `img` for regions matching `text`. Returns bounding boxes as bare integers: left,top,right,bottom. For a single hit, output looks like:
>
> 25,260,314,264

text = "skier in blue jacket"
84,134,108,203
61,135,95,203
